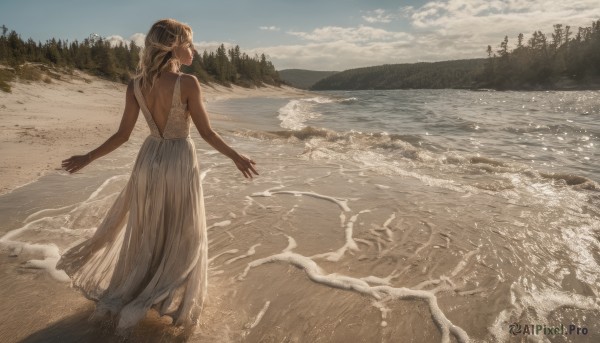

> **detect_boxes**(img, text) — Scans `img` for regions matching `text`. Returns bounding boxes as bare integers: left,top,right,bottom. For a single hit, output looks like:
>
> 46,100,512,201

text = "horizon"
1,0,599,71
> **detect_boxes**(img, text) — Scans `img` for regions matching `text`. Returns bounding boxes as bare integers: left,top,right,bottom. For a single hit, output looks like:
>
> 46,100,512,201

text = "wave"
277,99,322,130
540,172,598,190
339,97,358,104
276,96,360,130
232,125,599,192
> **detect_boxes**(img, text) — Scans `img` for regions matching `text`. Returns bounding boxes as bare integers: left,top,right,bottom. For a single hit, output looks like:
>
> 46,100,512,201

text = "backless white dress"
56,73,208,331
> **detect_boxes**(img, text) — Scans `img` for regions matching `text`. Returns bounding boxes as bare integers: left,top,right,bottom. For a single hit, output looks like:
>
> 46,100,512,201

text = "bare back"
134,72,190,140
139,73,184,134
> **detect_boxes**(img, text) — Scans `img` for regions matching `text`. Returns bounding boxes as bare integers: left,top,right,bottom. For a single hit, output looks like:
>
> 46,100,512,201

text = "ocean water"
216,89,599,183
1,89,599,342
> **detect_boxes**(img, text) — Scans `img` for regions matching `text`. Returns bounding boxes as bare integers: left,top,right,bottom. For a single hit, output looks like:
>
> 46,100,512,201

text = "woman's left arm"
62,80,140,174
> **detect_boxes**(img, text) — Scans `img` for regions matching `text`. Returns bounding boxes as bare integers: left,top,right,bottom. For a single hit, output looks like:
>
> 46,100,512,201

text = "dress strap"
134,76,165,139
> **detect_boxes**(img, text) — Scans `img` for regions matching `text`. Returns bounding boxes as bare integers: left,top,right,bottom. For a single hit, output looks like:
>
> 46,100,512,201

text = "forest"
480,20,600,89
312,20,600,91
0,25,281,91
310,59,485,90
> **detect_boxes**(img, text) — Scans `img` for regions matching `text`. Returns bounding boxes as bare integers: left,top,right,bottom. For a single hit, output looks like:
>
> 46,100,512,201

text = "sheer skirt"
56,135,208,330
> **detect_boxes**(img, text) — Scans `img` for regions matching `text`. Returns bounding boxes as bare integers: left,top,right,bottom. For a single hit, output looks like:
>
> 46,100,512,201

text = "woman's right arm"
184,75,258,179
62,80,140,174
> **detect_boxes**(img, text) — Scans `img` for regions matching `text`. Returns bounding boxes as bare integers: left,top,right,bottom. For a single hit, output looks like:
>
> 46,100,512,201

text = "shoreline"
0,70,312,196
311,86,600,92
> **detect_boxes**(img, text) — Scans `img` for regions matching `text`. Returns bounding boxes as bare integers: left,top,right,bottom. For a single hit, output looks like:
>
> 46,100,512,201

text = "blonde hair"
137,18,193,90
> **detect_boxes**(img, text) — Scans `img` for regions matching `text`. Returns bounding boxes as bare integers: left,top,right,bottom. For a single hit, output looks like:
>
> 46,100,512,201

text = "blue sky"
1,0,599,70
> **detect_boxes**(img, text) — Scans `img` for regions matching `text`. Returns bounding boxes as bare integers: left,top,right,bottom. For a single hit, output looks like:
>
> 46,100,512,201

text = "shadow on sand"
19,306,195,343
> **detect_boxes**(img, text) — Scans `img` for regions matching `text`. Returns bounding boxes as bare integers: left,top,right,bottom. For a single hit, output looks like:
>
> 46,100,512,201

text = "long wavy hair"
137,19,193,91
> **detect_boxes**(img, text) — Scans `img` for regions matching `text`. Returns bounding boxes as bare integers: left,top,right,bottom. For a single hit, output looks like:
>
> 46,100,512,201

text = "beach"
1,70,599,343
0,69,307,196
0,70,316,342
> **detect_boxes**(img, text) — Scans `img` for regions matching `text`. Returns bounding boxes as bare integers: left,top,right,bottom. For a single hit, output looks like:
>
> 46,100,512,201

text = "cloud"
105,33,145,47
262,0,600,70
267,25,415,69
104,33,235,54
106,1,600,71
406,0,600,39
403,0,600,55
129,33,146,47
194,41,237,53
246,39,419,71
259,26,280,31
362,9,394,23
105,35,128,47
287,25,412,42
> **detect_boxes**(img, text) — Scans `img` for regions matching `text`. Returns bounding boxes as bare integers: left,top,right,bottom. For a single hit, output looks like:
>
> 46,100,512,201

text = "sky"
1,0,599,71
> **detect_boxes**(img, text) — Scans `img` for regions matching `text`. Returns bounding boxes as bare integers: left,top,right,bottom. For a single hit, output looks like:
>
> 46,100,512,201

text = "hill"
310,59,486,90
278,69,339,89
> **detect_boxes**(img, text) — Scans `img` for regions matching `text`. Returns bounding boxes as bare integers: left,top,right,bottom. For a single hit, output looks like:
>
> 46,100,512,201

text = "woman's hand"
62,153,92,174
233,154,259,179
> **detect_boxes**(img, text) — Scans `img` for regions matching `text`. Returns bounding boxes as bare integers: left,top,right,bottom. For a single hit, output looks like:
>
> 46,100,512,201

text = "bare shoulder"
181,73,201,91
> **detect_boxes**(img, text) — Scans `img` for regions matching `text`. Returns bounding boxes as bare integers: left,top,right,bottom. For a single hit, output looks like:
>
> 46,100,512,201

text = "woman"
57,18,258,335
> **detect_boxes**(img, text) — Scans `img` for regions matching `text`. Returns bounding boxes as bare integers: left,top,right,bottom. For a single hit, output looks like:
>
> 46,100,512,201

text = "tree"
128,41,140,71
7,30,24,65
45,38,61,64
497,36,509,58
564,26,571,46
552,24,563,48
92,39,117,79
0,27,280,89
480,20,600,89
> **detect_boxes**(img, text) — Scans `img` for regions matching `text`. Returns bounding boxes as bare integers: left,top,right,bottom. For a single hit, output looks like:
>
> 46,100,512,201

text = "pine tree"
92,39,117,79
0,27,280,89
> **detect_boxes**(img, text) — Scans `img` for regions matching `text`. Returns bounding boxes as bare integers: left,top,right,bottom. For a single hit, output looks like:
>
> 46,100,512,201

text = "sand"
0,67,309,196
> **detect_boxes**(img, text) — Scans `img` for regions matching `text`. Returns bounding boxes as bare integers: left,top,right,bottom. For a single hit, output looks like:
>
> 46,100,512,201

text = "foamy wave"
490,281,600,342
0,174,128,283
277,96,359,130
277,99,323,130
232,126,599,194
340,97,358,104
303,96,335,104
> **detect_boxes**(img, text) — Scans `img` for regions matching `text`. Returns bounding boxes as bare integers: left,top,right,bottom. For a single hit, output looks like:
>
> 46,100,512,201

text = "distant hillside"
279,69,339,89
310,59,487,90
